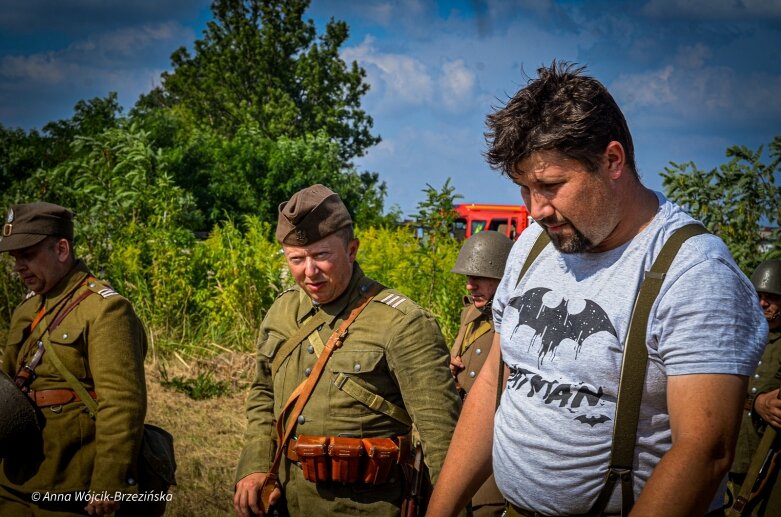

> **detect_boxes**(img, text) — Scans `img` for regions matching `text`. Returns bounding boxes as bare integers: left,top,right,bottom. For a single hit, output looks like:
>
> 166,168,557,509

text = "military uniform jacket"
236,264,461,509
0,261,147,494
451,298,496,395
733,329,781,474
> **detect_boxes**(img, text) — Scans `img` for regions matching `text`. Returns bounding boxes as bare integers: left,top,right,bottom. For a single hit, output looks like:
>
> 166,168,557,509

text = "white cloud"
612,65,676,111
343,36,434,109
439,60,477,112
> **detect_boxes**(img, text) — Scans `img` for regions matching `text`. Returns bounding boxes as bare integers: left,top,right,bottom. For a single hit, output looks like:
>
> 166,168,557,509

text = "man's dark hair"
485,61,637,178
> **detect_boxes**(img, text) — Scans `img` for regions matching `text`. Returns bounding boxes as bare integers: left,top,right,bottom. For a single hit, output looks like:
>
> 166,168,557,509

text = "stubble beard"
541,217,595,254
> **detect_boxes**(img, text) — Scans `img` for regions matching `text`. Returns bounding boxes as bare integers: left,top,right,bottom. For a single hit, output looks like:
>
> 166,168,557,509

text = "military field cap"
0,202,74,253
0,371,39,457
276,184,353,245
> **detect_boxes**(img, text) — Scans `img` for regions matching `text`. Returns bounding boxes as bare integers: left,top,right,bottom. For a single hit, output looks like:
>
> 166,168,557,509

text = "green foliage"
414,178,463,239
662,137,781,272
357,227,463,345
142,0,379,163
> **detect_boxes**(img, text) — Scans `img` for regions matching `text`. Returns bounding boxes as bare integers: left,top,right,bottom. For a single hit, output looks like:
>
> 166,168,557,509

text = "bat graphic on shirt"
507,287,617,363
575,414,611,427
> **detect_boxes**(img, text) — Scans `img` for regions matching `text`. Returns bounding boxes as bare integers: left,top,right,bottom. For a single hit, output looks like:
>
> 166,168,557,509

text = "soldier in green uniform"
730,259,781,515
0,202,148,517
233,184,461,517
449,231,512,517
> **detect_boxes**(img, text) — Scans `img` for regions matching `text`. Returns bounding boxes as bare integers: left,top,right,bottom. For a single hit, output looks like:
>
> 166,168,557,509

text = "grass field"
145,352,256,517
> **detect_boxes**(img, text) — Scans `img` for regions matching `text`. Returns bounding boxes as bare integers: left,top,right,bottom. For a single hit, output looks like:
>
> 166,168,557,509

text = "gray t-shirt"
492,193,767,514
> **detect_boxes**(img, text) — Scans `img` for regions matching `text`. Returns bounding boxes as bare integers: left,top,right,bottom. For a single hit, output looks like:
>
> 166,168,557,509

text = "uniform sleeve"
87,295,147,493
235,313,278,482
385,308,462,483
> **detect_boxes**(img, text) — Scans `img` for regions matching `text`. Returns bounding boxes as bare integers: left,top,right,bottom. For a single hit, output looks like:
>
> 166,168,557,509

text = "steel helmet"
451,231,513,280
0,371,39,457
751,259,781,297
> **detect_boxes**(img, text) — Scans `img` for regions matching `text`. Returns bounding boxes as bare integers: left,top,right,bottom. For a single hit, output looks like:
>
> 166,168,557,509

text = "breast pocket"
328,349,390,417
47,326,88,379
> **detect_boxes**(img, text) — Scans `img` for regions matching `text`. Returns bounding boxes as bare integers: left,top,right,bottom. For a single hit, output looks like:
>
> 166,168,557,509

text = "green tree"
138,0,379,163
662,136,780,272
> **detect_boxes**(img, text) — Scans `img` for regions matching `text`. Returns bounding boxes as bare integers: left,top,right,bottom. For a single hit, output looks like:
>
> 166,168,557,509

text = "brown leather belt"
27,388,97,408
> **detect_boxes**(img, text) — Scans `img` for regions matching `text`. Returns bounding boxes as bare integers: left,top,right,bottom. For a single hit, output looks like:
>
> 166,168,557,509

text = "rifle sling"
259,283,382,511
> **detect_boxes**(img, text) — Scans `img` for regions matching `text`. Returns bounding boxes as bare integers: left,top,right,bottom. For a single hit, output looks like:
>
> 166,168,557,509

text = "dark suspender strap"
589,223,708,516
270,309,331,378
496,230,551,410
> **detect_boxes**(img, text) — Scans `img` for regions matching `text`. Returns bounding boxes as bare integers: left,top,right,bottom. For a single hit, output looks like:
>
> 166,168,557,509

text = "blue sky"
1,0,779,216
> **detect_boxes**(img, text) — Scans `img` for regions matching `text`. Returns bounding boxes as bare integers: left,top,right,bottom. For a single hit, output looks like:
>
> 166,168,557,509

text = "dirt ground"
145,352,256,517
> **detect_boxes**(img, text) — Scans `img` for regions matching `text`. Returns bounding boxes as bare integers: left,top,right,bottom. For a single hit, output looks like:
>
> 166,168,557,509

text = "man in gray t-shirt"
428,63,767,516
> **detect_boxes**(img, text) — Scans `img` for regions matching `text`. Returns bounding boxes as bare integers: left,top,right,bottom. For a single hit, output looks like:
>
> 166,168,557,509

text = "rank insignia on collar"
5,208,12,224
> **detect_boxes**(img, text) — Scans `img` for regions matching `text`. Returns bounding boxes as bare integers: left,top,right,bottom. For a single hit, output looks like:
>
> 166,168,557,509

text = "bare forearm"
631,443,729,516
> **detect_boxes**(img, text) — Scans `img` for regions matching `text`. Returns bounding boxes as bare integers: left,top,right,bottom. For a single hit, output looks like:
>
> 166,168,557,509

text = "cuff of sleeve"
235,439,275,484
89,461,140,494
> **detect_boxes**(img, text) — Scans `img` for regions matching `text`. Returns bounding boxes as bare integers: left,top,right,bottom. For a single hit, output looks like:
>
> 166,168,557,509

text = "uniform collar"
41,259,91,308
295,262,372,324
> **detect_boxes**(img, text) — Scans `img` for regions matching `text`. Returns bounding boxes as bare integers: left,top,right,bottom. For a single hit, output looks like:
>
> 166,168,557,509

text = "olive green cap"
0,202,74,252
451,230,513,279
0,371,39,457
751,259,781,297
276,184,352,245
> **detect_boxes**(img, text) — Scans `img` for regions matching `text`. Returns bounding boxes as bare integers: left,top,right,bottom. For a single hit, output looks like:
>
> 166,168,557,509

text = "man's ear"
55,238,72,264
348,239,360,262
604,141,626,180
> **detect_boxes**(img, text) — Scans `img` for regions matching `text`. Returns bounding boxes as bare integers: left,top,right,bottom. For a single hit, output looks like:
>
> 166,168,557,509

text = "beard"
540,216,595,254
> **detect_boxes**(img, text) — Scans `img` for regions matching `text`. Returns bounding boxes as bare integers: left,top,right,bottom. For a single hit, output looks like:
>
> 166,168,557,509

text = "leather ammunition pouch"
292,435,403,485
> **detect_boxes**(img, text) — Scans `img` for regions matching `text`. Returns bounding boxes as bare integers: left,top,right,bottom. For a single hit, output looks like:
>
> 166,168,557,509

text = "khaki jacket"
236,264,461,515
733,330,781,474
451,298,496,396
0,261,147,494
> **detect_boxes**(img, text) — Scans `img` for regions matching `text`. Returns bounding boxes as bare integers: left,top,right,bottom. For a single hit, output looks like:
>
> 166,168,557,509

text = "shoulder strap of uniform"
497,229,551,409
589,223,708,516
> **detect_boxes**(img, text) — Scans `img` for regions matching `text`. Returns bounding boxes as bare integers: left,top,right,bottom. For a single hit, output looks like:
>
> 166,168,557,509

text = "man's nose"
304,257,319,277
527,190,555,221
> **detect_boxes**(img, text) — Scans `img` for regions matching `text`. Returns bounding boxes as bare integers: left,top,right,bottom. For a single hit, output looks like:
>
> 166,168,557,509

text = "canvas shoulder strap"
588,223,708,516
271,309,331,378
496,229,550,410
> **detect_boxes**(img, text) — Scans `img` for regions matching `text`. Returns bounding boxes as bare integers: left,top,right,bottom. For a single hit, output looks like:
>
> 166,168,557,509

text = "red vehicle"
453,203,531,240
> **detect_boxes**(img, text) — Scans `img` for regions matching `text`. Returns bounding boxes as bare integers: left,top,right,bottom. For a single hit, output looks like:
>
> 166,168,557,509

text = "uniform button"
127,477,136,486
758,360,763,366
88,282,96,288
475,348,482,356
307,345,314,354
752,387,758,394
469,371,476,378
62,333,68,339
754,374,761,379
304,368,312,377
360,284,368,294
297,415,306,425
354,364,361,372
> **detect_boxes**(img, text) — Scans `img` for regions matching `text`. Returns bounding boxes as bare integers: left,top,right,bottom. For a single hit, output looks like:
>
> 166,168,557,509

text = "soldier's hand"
84,499,120,516
234,472,281,517
755,389,781,429
449,355,464,377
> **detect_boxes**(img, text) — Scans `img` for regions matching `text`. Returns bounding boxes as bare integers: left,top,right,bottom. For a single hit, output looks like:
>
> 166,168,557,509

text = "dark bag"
139,424,177,491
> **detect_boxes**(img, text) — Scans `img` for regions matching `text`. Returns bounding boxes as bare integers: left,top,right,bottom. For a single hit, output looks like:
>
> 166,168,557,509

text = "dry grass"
145,352,256,517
